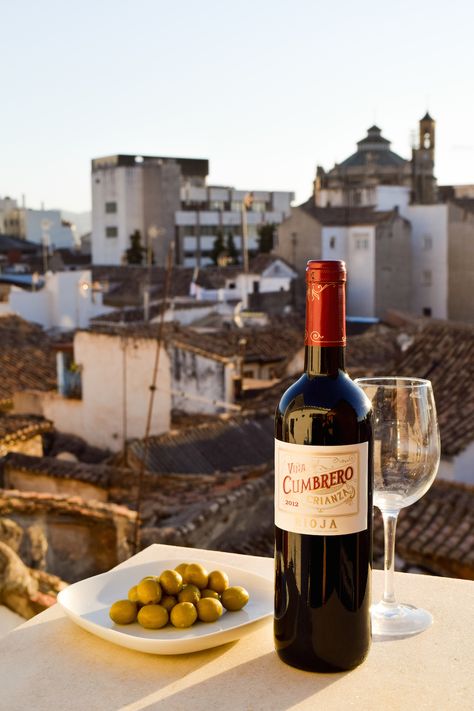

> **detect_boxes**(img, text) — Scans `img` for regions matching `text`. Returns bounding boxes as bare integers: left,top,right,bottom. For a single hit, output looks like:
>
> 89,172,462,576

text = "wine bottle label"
274,440,368,535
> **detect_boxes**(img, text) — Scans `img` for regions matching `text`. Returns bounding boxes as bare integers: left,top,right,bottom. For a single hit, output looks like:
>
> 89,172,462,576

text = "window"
355,237,369,250
423,235,433,250
209,201,225,211
329,236,336,249
423,307,432,317
105,201,117,214
106,226,118,238
422,270,432,286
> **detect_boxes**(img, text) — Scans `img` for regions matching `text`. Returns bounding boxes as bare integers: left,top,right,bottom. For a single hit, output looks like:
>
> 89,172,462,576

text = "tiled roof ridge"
169,337,235,363
142,414,269,446
144,466,273,539
3,452,128,486
0,417,54,446
0,488,136,521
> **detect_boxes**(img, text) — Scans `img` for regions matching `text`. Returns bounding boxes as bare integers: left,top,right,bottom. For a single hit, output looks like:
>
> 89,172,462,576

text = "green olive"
109,599,137,625
197,597,224,623
184,563,209,589
128,585,139,603
170,602,198,628
137,579,162,605
137,604,168,629
161,595,177,612
159,569,183,596
208,570,229,594
201,588,220,599
221,586,249,611
174,563,189,578
178,584,201,605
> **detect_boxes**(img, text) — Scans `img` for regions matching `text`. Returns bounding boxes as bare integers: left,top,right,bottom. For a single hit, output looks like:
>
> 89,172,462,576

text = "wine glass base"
371,601,433,638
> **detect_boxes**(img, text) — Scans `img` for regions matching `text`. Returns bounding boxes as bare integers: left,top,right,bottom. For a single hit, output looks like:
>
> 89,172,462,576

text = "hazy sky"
2,0,474,212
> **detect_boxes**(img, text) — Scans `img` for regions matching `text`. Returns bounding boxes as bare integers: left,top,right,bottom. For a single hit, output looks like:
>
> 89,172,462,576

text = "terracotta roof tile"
92,265,194,307
0,488,136,522
0,316,56,403
0,416,53,447
374,479,474,579
394,321,474,457
3,453,124,488
128,416,274,475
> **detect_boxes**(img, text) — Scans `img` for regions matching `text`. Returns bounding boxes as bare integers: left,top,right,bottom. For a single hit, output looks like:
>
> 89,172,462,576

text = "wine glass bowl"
356,377,441,637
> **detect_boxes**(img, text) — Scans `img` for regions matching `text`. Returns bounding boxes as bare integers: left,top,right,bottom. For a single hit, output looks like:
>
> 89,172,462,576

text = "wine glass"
356,377,440,637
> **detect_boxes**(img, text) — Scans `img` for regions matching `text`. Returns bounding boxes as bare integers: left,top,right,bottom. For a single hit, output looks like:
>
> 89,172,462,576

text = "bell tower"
419,112,435,152
412,112,437,204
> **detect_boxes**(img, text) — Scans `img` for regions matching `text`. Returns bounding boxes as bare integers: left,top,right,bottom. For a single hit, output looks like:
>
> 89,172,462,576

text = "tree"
226,232,239,264
126,230,145,265
210,231,225,265
257,223,276,254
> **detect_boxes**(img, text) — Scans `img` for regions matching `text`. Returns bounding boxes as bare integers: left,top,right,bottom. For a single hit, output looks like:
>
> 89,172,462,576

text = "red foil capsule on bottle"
305,260,346,347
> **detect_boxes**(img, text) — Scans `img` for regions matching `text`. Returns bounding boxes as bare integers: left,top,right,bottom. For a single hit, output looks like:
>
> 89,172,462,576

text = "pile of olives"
109,562,250,630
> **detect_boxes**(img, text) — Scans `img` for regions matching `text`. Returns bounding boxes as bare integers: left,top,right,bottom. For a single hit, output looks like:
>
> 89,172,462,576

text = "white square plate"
57,552,273,655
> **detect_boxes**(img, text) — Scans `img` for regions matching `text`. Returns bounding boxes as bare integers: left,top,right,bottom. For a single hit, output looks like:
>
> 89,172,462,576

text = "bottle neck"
304,277,346,376
304,345,345,376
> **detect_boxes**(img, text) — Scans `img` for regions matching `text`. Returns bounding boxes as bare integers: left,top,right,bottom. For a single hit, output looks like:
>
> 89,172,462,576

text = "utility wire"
132,244,174,554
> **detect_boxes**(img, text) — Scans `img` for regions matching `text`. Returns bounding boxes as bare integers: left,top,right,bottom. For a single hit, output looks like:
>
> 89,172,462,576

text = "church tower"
412,112,437,204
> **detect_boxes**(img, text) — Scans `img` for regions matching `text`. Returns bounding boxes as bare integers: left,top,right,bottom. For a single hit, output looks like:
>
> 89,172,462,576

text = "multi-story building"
91,153,293,267
176,185,292,267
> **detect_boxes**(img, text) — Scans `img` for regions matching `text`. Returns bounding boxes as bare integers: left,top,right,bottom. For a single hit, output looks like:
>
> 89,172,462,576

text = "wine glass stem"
381,510,399,605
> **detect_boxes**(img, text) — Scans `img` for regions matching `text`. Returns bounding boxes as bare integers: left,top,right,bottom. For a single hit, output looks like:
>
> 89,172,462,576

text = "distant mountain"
59,210,91,238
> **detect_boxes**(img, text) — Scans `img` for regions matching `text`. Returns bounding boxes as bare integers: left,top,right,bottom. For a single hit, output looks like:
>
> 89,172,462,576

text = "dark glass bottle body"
274,345,373,672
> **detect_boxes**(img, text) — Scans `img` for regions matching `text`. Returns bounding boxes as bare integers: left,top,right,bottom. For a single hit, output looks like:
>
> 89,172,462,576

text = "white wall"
92,166,145,265
170,346,237,414
452,442,474,484
401,204,448,318
375,186,411,211
42,331,171,451
9,270,115,330
24,209,76,249
322,225,375,317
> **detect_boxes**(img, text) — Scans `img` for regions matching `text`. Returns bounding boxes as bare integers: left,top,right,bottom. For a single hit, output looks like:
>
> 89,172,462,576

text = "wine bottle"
274,260,373,672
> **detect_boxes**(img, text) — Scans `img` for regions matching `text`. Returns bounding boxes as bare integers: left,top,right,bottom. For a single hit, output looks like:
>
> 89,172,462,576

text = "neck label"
305,279,346,346
275,440,368,535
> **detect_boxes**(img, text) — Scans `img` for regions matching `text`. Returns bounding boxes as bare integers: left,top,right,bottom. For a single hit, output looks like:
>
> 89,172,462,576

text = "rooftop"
375,478,474,579
91,154,209,177
92,265,195,307
0,316,56,405
394,320,474,457
3,452,120,489
0,415,53,449
300,200,400,226
127,415,274,475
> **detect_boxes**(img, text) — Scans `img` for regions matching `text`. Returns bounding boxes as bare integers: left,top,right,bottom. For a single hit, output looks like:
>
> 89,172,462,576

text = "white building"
91,153,293,268
8,270,114,331
14,329,172,452
0,196,18,233
176,186,293,267
2,207,77,250
190,255,298,309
